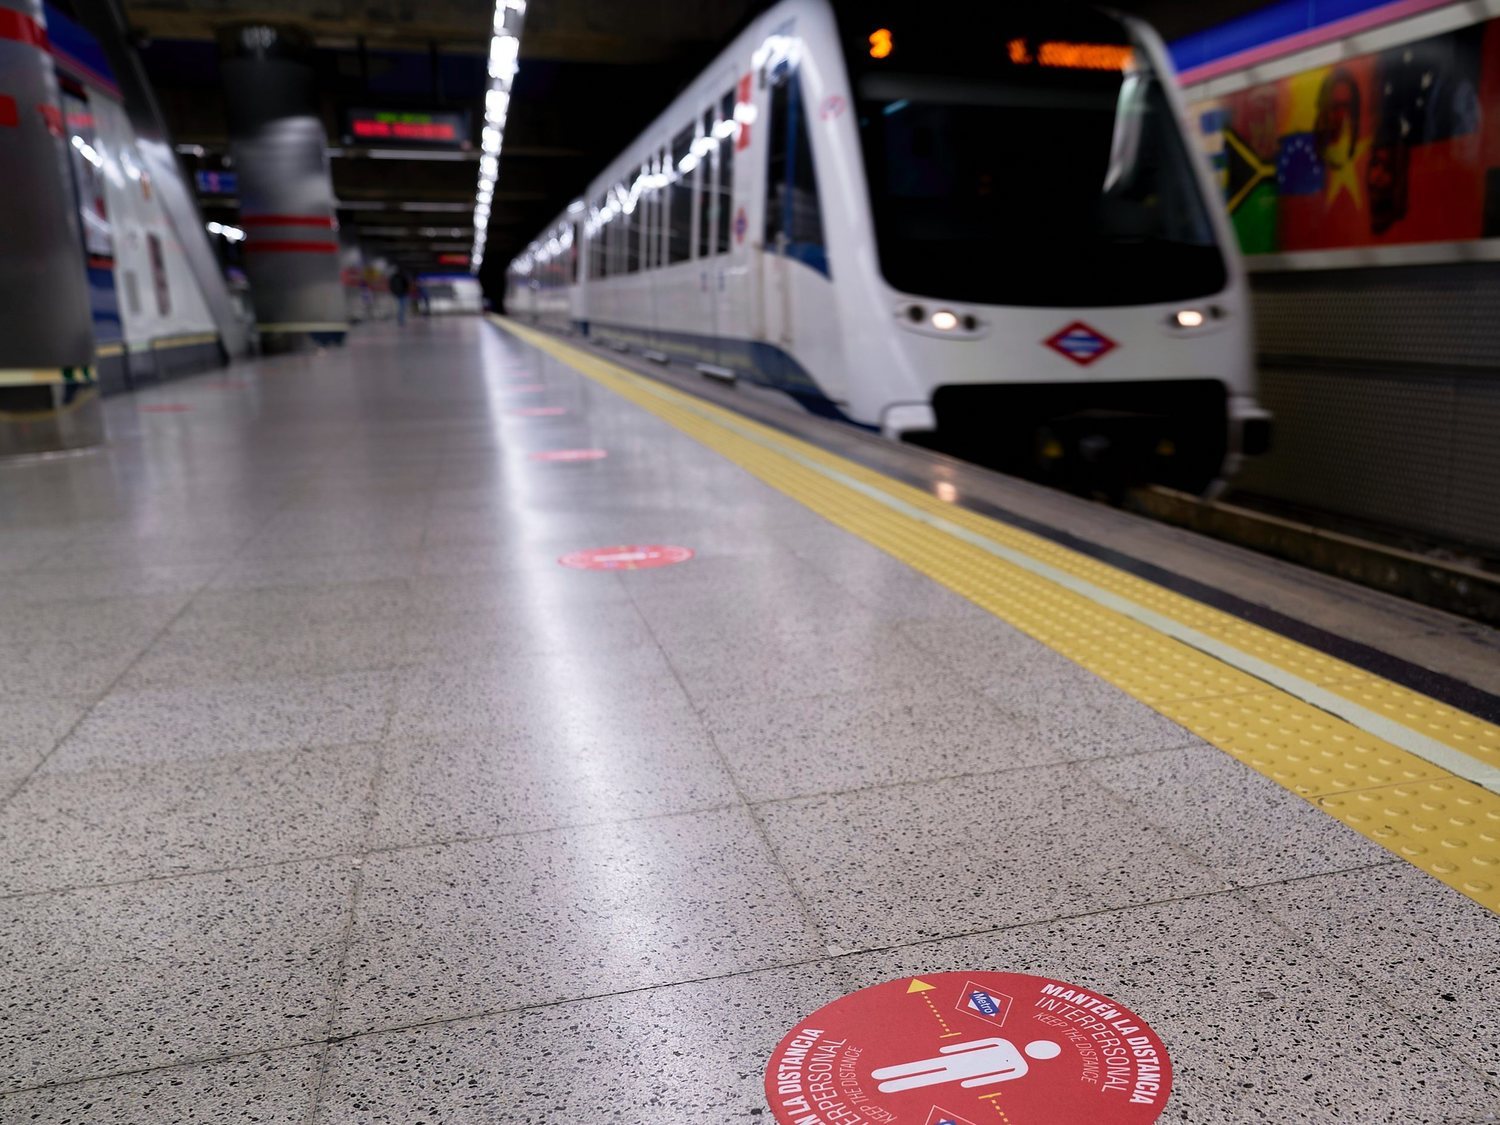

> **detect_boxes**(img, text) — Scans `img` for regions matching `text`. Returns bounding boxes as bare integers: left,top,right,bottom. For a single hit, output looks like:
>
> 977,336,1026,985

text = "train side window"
614,197,625,276
571,222,580,284
636,160,654,273
641,158,654,270
764,61,828,275
656,146,668,267
716,89,735,254
697,108,714,259
623,183,640,274
592,195,606,279
668,125,694,264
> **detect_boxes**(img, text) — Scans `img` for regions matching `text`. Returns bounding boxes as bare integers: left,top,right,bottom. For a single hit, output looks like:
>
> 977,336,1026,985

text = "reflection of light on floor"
935,481,958,504
480,581,634,823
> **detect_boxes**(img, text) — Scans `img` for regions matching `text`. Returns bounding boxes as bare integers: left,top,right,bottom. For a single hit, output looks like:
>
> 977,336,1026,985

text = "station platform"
2,316,1498,1123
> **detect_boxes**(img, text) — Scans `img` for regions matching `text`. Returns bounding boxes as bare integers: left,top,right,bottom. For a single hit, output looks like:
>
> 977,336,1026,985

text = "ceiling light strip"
471,0,525,273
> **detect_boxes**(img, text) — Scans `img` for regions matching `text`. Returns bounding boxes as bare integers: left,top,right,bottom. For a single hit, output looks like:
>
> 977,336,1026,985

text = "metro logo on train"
1044,322,1119,366
505,0,1271,495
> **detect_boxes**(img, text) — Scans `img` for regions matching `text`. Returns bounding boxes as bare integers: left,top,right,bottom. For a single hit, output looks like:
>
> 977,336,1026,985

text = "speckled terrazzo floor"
2,319,1497,1123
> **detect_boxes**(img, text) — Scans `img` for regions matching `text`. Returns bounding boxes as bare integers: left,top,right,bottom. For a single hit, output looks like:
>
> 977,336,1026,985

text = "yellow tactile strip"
495,317,1500,913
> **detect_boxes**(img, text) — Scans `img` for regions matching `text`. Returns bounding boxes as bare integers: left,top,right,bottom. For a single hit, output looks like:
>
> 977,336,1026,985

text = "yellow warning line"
491,316,1500,914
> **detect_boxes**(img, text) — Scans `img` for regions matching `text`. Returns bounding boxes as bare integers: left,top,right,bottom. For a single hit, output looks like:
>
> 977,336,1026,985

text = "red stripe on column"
0,95,17,127
243,240,339,253
0,10,48,49
240,214,338,228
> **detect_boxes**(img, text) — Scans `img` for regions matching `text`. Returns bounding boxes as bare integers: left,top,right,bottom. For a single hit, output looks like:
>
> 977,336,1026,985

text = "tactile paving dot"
1157,692,1450,796
1197,617,1358,683
1320,780,1500,912
1316,671,1500,771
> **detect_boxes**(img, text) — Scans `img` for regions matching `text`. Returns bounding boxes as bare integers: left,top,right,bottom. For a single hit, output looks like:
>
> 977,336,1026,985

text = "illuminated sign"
437,253,469,265
869,28,893,59
1008,39,1134,71
344,109,470,147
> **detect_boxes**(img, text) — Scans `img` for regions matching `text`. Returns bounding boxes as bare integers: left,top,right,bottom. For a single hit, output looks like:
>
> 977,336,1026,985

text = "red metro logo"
765,972,1170,1125
1044,322,1118,366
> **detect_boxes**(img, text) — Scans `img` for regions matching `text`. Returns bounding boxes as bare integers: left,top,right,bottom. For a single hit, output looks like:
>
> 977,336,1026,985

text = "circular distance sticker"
765,972,1169,1125
558,544,694,571
530,449,608,463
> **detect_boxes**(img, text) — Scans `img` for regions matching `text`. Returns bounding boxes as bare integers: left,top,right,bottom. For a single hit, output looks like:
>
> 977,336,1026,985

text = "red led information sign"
345,109,469,147
765,973,1171,1125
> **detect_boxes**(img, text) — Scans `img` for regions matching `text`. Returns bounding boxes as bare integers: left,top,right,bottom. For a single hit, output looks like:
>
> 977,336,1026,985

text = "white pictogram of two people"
872,1037,1062,1093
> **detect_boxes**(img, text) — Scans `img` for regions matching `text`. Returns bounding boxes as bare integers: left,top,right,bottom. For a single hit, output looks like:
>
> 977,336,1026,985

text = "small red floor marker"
558,544,693,571
765,972,1169,1125
507,383,546,392
138,403,191,413
530,449,608,463
509,406,567,417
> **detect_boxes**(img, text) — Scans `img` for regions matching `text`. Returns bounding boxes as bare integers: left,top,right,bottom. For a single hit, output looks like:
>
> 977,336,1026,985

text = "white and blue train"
505,0,1270,492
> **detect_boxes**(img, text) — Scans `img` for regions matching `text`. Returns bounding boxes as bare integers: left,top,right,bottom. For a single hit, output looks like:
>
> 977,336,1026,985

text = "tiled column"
220,24,346,353
0,0,103,454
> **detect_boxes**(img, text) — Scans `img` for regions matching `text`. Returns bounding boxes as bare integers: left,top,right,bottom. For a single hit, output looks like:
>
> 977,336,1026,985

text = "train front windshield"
839,11,1226,308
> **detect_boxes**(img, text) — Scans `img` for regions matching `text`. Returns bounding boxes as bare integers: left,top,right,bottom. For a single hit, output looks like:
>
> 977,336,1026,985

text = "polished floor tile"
0,1046,321,1123
368,726,737,847
386,648,697,741
0,860,354,1090
334,806,825,1035
45,669,397,773
0,560,220,606
318,960,850,1125
0,695,93,783
0,744,380,894
699,682,1048,800
757,763,1228,951
1084,744,1392,886
1245,863,1500,1077
119,614,419,689
662,617,954,708
833,892,1500,1122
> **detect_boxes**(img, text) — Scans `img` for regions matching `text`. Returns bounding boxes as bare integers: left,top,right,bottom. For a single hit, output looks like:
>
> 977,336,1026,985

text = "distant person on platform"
389,269,411,326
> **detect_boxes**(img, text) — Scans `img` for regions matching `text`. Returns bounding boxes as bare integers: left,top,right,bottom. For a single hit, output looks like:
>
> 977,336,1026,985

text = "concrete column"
219,24,346,352
0,0,104,454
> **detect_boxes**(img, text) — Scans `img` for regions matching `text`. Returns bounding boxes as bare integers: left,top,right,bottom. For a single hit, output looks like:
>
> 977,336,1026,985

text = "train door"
688,73,737,370
760,53,827,357
708,79,739,368
693,100,718,365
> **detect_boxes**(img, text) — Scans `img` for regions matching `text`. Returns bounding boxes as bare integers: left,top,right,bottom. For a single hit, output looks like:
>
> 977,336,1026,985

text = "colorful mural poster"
1190,18,1500,254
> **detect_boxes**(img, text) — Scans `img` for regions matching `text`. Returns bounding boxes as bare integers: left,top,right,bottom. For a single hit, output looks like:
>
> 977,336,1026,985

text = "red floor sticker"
507,383,546,392
530,449,608,463
509,406,567,417
765,973,1170,1125
558,544,693,571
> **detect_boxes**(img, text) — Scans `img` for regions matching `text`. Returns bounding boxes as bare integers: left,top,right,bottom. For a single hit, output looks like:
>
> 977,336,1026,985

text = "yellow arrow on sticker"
906,979,936,994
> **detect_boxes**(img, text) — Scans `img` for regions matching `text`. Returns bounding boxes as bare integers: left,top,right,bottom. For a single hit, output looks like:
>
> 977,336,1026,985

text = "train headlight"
931,310,959,331
1173,309,1206,329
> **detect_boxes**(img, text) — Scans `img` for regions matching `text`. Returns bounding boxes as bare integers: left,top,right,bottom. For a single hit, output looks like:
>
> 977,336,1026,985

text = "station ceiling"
123,0,1273,286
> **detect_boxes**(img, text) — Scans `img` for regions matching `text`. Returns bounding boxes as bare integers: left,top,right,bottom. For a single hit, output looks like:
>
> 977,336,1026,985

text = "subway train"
505,0,1272,493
